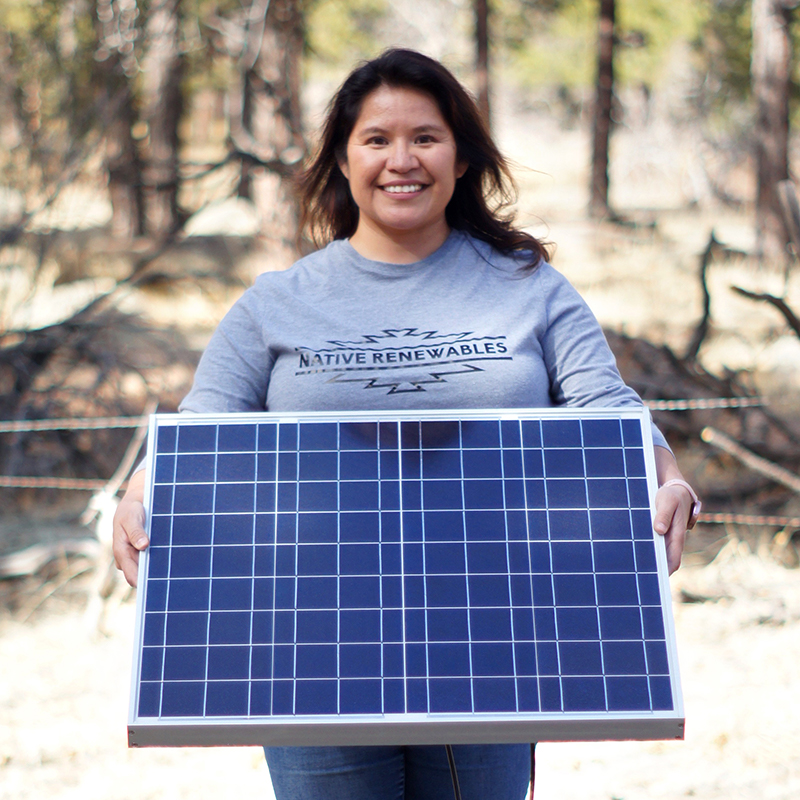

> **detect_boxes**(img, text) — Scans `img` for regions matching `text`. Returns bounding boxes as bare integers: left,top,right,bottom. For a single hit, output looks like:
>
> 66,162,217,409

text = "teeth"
383,184,423,193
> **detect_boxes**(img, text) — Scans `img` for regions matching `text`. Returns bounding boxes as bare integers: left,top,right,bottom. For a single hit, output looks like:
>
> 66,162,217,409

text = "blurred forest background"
2,3,800,800
1,0,799,604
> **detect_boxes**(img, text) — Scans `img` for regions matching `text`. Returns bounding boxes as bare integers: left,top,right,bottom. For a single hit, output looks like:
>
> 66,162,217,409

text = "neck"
347,221,451,264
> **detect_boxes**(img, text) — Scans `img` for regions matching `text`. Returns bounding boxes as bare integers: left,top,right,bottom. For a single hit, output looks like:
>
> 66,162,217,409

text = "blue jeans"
265,744,531,800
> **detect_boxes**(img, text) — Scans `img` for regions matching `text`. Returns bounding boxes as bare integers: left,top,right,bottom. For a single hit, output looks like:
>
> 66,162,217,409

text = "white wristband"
659,479,702,529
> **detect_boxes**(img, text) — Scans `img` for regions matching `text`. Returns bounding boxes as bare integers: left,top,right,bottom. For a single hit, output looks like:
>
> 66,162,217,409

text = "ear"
455,160,468,179
338,158,350,181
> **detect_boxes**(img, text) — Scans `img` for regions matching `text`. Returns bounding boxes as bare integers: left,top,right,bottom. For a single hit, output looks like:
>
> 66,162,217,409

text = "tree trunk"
751,0,792,264
140,0,184,238
95,0,144,239
240,0,305,249
590,0,615,219
475,0,491,129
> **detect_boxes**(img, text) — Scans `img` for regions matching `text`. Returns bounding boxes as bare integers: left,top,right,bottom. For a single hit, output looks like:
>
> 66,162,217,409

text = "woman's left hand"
653,446,695,575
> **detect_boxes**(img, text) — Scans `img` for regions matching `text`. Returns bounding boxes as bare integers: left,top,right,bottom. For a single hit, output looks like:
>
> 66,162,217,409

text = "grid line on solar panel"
136,413,675,725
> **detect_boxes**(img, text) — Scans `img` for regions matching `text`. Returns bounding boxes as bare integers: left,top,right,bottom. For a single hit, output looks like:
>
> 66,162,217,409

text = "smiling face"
338,84,467,262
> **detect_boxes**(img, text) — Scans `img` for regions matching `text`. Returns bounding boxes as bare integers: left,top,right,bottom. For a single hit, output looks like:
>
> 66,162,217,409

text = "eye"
366,135,388,146
415,134,436,144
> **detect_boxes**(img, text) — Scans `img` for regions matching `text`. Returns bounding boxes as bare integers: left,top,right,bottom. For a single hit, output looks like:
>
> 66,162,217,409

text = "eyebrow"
355,124,449,136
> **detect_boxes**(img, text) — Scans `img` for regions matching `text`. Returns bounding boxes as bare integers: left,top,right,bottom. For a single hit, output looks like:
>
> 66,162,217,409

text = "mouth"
381,183,426,194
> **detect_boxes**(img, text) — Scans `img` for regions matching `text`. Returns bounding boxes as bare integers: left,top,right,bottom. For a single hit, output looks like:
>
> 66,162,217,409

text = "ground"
1,547,798,799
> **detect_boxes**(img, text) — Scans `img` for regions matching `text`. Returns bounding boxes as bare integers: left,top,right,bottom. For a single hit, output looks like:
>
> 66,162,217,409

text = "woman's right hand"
112,470,149,587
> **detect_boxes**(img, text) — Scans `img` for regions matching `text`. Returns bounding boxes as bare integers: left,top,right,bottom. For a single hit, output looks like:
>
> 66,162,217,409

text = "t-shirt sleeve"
179,289,273,413
537,264,671,451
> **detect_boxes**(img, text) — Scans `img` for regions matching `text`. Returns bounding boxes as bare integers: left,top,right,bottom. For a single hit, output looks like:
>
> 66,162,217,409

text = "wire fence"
0,400,797,532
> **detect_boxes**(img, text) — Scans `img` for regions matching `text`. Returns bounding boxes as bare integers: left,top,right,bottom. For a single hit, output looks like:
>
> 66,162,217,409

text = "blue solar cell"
428,642,470,677
603,640,646,674
170,546,211,578
589,509,633,540
277,452,297,481
163,646,206,680
423,449,462,479
628,479,650,509
625,449,646,477
468,574,510,607
534,607,556,640
635,540,658,572
522,449,544,478
297,481,336,512
587,478,629,509
540,677,562,710
155,454,176,483
420,420,460,449
557,607,600,640
581,419,622,448
469,606,512,641
148,547,169,578
257,423,277,451
474,677,516,712
152,485,174,514
521,420,542,448
536,641,559,674
161,681,204,716
621,419,643,447
593,541,636,573
168,579,210,611
173,484,213,514
340,480,379,512
218,423,256,452
456,450,500,478
547,479,586,509
471,642,514,677
430,677,472,713
427,607,470,641
138,682,161,717
208,645,250,680
342,422,379,450
140,647,164,681
466,541,507,574
178,425,216,453
461,420,501,449
562,677,606,711
426,574,468,607
631,509,654,539
501,448,524,478
638,574,662,605
299,422,337,452
425,541,466,573
207,681,250,716
143,611,166,646
607,676,651,711
424,479,466,510
551,542,593,574
596,573,639,606
298,451,337,481
584,448,625,478
554,574,596,606
341,450,379,479
298,543,337,575
208,611,250,644
542,419,581,448
210,578,250,611
599,607,642,640
278,424,298,451
500,419,522,448
529,542,551,573
214,514,253,545
544,449,585,478
548,509,590,540
157,425,177,452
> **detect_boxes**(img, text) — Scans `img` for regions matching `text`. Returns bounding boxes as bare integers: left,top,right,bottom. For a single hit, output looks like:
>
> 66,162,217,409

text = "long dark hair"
299,48,551,267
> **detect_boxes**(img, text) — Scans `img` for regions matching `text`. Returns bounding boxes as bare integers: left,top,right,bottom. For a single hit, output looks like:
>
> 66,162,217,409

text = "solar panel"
128,408,684,747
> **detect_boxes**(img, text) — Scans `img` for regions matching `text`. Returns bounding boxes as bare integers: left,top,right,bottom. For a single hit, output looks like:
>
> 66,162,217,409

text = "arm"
653,445,695,575
112,469,147,587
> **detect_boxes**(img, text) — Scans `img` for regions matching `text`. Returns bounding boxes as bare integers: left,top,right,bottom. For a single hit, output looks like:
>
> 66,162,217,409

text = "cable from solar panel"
113,48,696,800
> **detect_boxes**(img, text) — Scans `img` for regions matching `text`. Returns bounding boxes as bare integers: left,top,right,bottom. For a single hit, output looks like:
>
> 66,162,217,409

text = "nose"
386,140,418,172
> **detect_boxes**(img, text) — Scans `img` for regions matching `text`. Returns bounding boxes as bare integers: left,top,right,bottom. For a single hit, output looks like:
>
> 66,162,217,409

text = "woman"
114,48,698,800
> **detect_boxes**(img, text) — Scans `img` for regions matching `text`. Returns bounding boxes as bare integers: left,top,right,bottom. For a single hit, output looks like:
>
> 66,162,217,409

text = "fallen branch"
701,426,800,494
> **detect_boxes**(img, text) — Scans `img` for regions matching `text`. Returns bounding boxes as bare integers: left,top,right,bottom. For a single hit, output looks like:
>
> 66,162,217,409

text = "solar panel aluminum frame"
128,407,684,748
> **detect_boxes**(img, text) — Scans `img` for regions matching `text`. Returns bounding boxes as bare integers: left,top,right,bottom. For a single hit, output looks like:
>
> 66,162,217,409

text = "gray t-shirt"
180,230,667,449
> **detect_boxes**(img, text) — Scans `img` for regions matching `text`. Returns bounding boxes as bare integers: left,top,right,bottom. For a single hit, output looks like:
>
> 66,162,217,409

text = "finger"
114,541,141,588
664,524,685,575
